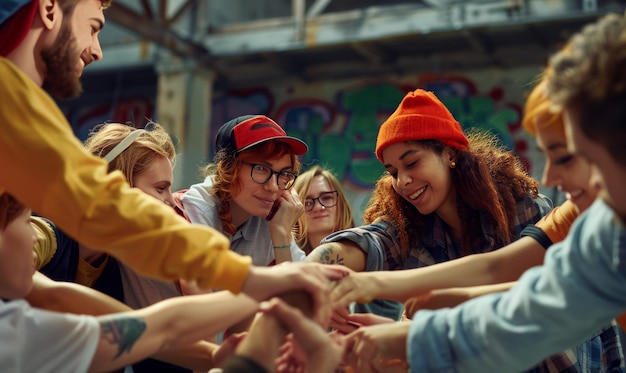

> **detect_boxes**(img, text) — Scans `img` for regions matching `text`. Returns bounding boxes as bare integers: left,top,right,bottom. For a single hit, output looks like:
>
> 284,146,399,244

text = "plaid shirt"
323,194,625,372
526,321,625,373
324,194,552,272
323,194,551,320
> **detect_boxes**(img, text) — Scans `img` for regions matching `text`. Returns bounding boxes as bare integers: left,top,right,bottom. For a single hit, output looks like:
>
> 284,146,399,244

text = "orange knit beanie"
375,89,469,163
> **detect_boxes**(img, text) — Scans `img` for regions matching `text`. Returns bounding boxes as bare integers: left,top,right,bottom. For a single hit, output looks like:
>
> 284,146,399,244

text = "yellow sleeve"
0,58,251,292
535,200,580,244
31,216,57,270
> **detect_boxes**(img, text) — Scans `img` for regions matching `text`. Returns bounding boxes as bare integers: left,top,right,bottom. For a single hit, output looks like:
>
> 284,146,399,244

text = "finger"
347,312,394,326
331,319,360,335
405,295,429,318
334,306,351,319
288,189,300,202
320,264,350,281
330,311,347,327
342,331,359,362
298,274,331,326
331,283,353,308
267,298,308,329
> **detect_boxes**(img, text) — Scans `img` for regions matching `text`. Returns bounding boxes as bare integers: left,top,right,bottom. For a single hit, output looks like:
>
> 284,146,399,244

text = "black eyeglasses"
304,191,338,211
244,162,297,190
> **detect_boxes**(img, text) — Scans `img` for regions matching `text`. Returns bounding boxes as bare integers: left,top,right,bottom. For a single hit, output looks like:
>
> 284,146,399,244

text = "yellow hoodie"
0,57,250,292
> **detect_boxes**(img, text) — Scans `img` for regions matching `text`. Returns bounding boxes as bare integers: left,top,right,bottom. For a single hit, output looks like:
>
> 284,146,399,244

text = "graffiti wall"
65,65,564,224
211,67,563,223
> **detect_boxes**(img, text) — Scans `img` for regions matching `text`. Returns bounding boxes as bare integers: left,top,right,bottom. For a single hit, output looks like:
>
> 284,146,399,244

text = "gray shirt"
182,176,306,266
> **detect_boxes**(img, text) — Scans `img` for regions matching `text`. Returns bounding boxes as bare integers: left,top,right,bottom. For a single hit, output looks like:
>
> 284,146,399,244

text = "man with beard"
0,0,343,322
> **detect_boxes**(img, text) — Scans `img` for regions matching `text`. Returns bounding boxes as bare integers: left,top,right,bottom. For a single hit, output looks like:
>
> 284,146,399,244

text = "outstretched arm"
26,272,248,371
26,271,131,315
0,60,249,292
88,291,259,372
404,282,517,318
331,236,544,308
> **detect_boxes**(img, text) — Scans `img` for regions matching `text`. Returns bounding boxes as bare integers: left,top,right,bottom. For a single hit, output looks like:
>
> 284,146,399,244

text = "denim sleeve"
407,200,626,373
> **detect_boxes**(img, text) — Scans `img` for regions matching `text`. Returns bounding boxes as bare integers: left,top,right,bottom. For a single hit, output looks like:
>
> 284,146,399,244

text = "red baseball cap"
216,115,308,156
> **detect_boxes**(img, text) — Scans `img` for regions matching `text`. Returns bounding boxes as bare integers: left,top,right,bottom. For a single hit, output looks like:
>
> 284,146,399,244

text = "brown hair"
363,131,538,259
58,0,112,13
546,11,626,164
0,193,28,231
292,166,355,254
203,141,301,235
84,122,175,186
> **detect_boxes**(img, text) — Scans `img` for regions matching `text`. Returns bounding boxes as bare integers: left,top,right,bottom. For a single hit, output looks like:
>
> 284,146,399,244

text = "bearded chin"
41,23,83,99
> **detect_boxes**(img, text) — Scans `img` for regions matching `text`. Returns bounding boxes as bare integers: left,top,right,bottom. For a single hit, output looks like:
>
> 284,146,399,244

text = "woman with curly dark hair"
306,89,552,321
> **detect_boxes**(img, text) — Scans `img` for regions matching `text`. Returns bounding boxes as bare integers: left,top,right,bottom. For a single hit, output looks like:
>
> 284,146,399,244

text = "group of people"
1,0,626,372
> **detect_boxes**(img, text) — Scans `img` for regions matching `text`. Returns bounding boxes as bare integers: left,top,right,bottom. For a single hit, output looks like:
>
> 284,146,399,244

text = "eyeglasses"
304,191,338,211
244,162,298,190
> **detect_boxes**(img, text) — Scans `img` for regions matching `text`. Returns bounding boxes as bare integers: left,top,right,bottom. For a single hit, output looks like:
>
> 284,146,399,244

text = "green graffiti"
444,96,518,149
337,83,404,186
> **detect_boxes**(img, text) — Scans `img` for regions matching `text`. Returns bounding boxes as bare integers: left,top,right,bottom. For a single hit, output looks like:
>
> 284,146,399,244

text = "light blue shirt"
408,199,626,373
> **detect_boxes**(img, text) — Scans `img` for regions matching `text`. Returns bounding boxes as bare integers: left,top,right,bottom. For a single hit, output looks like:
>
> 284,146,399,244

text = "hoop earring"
450,161,456,168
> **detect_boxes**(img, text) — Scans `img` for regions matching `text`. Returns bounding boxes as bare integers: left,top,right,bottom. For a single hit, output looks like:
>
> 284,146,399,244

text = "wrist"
273,243,292,249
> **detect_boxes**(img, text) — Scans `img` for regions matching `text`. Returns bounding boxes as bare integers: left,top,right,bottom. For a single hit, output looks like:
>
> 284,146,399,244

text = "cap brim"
238,135,308,156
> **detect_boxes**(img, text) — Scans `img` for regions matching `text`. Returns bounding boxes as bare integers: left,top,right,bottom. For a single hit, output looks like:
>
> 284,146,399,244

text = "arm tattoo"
100,316,147,359
316,244,345,265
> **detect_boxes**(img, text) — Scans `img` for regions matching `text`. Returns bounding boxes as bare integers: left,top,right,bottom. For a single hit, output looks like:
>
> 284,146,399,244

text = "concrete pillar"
156,59,215,191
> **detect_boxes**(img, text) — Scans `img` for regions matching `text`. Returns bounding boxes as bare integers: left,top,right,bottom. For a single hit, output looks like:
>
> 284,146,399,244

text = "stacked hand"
343,321,410,373
331,271,380,309
242,262,348,325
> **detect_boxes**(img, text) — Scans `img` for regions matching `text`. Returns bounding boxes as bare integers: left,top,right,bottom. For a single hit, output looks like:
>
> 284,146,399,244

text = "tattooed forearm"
100,316,147,358
315,244,345,265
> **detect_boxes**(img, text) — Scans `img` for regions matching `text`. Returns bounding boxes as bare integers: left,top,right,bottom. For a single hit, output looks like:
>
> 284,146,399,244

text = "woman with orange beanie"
330,81,625,372
307,88,552,321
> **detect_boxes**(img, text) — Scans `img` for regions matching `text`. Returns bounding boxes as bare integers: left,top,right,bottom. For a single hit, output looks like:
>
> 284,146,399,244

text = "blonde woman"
293,166,355,255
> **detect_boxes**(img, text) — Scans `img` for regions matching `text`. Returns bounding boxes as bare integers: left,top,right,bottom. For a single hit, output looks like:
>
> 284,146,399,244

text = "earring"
450,161,456,168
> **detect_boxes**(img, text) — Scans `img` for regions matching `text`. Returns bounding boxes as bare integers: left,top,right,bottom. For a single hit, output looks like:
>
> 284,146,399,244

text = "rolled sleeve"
408,200,626,373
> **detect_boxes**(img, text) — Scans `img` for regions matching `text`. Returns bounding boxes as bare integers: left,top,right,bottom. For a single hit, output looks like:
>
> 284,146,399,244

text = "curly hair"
292,166,355,254
202,141,301,235
363,131,538,260
84,122,175,187
546,11,626,165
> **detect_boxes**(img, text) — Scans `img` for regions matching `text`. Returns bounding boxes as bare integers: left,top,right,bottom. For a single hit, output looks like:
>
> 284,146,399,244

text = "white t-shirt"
0,299,99,372
182,176,306,266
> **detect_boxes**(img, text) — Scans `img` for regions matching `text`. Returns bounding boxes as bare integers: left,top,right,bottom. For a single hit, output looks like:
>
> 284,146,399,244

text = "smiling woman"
293,165,354,255
179,115,309,267
306,89,552,322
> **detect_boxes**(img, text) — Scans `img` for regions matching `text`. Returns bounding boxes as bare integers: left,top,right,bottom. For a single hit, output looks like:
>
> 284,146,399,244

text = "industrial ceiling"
95,0,626,89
